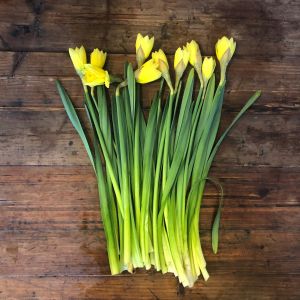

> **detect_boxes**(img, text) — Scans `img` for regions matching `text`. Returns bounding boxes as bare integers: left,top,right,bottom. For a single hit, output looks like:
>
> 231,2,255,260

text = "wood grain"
0,52,299,111
0,0,299,299
0,110,298,167
0,0,299,56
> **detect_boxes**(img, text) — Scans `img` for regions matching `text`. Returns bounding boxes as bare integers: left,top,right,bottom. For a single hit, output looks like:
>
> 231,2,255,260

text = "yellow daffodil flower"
152,49,173,93
174,46,189,70
82,64,110,88
69,46,87,74
215,36,236,84
186,40,203,85
174,46,190,90
135,59,162,84
215,36,236,62
152,49,169,71
202,57,216,82
91,48,107,69
136,33,155,67
186,40,201,67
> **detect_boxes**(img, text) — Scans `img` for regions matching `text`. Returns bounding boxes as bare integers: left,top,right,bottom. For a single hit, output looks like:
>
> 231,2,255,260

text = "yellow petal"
136,33,143,53
174,47,182,69
82,64,108,87
135,59,161,84
68,48,79,69
215,36,236,61
152,49,168,66
174,47,190,69
69,46,86,73
182,46,190,66
104,70,110,88
79,46,87,65
141,35,154,59
91,48,107,68
186,40,199,66
136,33,154,59
202,57,216,81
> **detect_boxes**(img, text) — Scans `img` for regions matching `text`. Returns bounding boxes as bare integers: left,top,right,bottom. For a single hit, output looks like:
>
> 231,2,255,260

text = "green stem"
84,91,124,218
133,116,141,234
115,92,131,267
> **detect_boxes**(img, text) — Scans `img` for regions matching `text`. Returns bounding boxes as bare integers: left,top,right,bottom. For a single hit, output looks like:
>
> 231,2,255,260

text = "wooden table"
0,1,299,299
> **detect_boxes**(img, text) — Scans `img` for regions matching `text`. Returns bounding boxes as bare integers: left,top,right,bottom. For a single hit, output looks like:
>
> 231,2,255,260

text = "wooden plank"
0,229,299,276
0,52,299,112
1,0,299,22
1,274,299,300
112,0,300,22
2,76,298,113
0,1,298,299
0,166,298,208
0,109,298,167
1,51,300,78
1,204,299,231
0,1,299,55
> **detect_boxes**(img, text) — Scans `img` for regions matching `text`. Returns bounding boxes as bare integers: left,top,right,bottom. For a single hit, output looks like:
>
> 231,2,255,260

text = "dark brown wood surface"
0,0,299,299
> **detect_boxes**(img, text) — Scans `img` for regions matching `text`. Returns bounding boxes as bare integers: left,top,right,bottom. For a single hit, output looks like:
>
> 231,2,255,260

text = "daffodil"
186,40,203,85
91,48,107,69
69,46,87,75
152,49,173,92
82,64,110,88
202,57,216,82
135,59,161,84
174,46,190,89
174,46,189,70
186,40,201,67
152,49,168,72
136,33,155,67
215,36,236,62
58,33,262,288
215,36,236,84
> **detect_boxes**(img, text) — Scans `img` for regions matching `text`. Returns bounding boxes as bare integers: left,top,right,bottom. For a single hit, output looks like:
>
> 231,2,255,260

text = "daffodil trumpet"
56,35,261,288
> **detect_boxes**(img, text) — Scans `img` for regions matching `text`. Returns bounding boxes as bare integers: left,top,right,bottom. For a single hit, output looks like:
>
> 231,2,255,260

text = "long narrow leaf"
56,80,95,171
206,90,261,170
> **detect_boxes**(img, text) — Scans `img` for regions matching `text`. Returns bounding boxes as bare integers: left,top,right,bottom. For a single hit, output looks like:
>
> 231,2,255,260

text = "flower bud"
152,49,173,92
136,33,154,67
215,36,236,83
69,46,87,75
174,46,189,89
186,40,203,85
186,40,201,66
91,49,107,69
152,49,169,73
215,36,236,63
202,57,216,82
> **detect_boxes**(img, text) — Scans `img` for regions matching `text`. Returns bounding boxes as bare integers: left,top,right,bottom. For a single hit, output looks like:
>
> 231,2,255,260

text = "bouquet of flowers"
56,33,260,287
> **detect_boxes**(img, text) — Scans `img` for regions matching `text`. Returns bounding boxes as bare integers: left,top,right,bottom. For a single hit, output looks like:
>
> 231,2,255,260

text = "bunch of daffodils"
56,34,260,287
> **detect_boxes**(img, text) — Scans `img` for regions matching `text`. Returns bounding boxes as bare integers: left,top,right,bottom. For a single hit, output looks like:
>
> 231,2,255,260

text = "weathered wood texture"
0,0,299,299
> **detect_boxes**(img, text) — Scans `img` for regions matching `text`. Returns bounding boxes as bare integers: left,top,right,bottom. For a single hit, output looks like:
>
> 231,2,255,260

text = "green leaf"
127,63,136,120
161,97,192,210
206,90,261,171
206,177,224,254
174,69,194,148
56,80,95,171
212,206,221,254
93,121,120,274
207,90,261,253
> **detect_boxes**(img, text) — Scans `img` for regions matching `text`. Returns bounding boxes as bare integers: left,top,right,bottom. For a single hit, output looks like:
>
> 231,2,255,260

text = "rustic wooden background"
0,0,299,299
